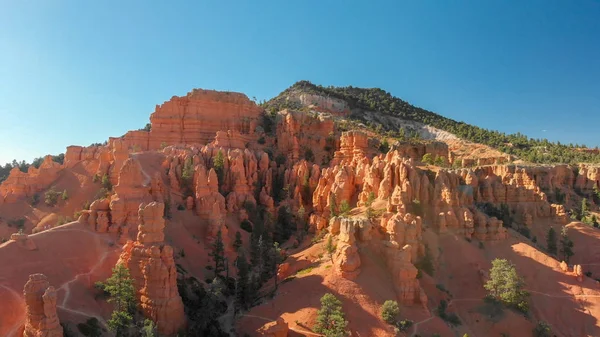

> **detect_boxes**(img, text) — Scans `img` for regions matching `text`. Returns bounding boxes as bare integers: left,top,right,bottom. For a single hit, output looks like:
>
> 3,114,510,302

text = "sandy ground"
0,221,120,337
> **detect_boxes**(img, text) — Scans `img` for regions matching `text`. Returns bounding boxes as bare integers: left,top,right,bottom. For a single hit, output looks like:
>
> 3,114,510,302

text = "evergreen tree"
213,150,225,189
235,251,250,310
181,157,195,197
314,293,348,337
380,300,400,324
272,242,283,291
546,227,557,255
484,259,529,313
95,264,136,336
233,231,243,252
209,229,226,277
325,235,336,263
582,198,589,217
560,227,574,263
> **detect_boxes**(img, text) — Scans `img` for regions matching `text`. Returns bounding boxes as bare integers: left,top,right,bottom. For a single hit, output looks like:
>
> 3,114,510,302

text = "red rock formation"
22,274,63,337
257,317,289,337
110,157,153,239
10,232,37,250
332,131,369,165
390,140,449,163
0,156,61,203
118,202,185,336
276,109,335,164
146,89,262,149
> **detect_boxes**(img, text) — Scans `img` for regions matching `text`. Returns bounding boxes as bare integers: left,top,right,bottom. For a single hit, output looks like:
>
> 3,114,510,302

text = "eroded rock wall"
117,202,185,336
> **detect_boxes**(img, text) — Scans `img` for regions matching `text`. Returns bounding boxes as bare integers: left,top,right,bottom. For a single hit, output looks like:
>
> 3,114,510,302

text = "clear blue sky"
1,0,599,164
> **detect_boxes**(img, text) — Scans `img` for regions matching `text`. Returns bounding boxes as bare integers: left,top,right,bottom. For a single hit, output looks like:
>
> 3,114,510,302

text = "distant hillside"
264,80,600,164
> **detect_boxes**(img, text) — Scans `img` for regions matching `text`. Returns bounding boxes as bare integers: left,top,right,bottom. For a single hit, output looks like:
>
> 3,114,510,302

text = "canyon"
0,85,599,337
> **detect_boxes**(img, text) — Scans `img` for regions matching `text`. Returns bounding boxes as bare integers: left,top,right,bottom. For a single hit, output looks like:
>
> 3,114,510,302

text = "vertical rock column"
118,202,185,336
22,274,63,337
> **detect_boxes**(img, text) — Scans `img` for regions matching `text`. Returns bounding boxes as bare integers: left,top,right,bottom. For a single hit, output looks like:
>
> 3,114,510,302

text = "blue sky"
1,0,599,164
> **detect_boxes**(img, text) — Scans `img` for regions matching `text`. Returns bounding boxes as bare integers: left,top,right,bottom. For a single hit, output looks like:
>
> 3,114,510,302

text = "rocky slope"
0,84,599,337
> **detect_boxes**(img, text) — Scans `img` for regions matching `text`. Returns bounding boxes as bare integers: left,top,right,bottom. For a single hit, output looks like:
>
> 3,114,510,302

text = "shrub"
101,174,112,190
304,148,315,162
44,188,61,206
92,174,99,183
415,244,434,277
61,190,69,201
77,317,103,337
380,300,400,324
379,139,390,153
30,193,40,206
533,321,552,337
366,191,376,207
340,200,351,216
422,153,434,165
275,154,287,166
395,319,413,332
177,204,185,211
436,300,461,326
257,136,266,144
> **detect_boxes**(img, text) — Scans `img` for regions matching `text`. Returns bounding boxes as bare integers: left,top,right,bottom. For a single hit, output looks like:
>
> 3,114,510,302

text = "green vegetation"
533,321,552,337
415,244,434,277
0,154,64,184
213,150,225,190
339,200,351,216
379,139,390,153
546,227,557,255
265,81,600,164
101,174,112,190
44,188,61,206
181,157,195,197
325,235,336,263
209,229,226,277
314,293,349,337
436,300,461,326
61,189,69,201
95,264,136,336
380,300,400,324
559,226,574,263
422,153,434,165
77,318,104,337
233,231,243,252
297,266,314,275
140,319,157,337
484,259,529,313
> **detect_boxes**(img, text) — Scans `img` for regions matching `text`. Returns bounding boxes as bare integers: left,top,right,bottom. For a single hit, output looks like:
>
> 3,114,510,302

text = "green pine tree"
209,229,226,277
484,259,529,313
560,227,574,263
235,251,250,310
233,231,243,252
314,293,348,337
325,235,336,263
95,264,136,336
546,227,557,255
